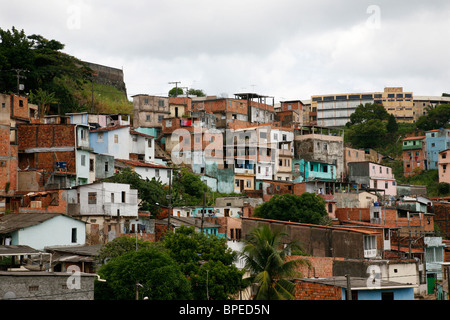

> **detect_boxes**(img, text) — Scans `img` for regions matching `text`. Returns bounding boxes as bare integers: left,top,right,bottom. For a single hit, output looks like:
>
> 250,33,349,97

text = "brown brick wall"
294,280,342,300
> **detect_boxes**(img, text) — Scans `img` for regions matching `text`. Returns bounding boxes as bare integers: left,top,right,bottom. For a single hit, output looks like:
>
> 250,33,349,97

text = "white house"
89,125,131,160
0,213,86,250
67,181,138,218
115,159,173,185
130,130,155,163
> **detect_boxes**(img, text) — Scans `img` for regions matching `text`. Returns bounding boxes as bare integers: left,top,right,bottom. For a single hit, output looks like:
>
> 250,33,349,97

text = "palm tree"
240,224,311,300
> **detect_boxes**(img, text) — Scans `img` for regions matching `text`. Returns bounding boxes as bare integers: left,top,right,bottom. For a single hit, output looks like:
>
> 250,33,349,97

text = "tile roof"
90,125,130,132
115,159,171,169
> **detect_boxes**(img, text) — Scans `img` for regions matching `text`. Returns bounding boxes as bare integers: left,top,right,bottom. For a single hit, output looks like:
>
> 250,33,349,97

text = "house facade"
426,128,450,170
402,136,426,177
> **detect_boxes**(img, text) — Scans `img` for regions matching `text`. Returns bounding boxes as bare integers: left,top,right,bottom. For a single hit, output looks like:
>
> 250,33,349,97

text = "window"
1,103,5,108
246,180,251,188
97,132,103,142
146,115,151,121
114,134,119,143
71,228,77,243
89,159,94,171
364,235,376,251
158,115,164,123
155,169,160,177
105,162,109,172
81,155,86,166
88,192,97,204
111,193,115,203
122,191,126,203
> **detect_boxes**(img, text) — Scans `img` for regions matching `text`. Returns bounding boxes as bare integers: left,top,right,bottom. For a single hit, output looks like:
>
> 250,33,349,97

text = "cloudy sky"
1,0,450,101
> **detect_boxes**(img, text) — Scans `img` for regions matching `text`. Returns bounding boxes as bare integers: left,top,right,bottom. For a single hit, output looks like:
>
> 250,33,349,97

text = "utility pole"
201,191,205,234
12,69,28,95
346,274,352,300
167,168,172,232
168,81,181,97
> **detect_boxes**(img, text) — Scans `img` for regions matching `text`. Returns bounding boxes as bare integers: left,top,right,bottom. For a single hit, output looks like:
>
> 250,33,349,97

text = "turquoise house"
426,128,450,169
292,159,337,182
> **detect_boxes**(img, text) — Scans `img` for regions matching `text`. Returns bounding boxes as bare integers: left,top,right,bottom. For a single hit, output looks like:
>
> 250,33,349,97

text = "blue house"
292,159,337,183
425,128,450,169
295,276,416,300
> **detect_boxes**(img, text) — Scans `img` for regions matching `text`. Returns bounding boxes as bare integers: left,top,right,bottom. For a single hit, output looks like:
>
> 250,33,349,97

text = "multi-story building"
402,136,427,177
438,149,450,184
132,94,170,136
191,93,275,130
347,161,397,197
425,128,450,170
310,87,414,127
67,181,139,244
18,123,93,189
294,126,345,180
413,95,450,119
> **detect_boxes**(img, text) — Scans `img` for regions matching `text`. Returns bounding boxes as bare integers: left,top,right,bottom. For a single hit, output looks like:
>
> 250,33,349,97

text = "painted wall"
341,287,415,300
12,215,86,250
426,129,450,169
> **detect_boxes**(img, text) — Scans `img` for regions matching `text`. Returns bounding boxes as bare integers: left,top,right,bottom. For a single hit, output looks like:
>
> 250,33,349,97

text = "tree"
95,236,155,265
253,193,328,225
348,103,390,125
105,167,165,217
416,104,450,131
162,225,245,300
0,27,92,113
187,88,206,97
347,118,387,149
29,88,58,116
386,114,398,134
240,224,311,300
96,245,192,300
168,86,184,97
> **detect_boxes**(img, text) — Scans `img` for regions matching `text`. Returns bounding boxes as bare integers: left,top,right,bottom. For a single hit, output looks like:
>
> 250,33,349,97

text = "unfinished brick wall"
294,280,342,300
335,208,371,222
287,256,345,278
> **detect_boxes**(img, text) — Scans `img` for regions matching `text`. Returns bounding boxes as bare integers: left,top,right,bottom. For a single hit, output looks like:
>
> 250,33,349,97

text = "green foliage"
162,226,245,300
386,114,398,133
348,103,390,125
240,225,310,300
95,236,155,265
105,167,165,217
0,27,92,114
253,193,328,225
168,87,184,97
187,88,206,97
416,104,450,131
347,119,388,149
96,245,192,300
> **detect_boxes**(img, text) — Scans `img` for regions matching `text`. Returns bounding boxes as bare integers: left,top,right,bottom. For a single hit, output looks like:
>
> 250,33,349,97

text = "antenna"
168,81,181,97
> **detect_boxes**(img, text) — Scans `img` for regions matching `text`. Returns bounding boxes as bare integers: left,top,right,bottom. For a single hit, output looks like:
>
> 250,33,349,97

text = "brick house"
402,136,426,177
294,276,415,300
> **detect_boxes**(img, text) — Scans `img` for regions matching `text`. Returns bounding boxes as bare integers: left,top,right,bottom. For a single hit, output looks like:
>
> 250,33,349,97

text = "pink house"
348,161,397,197
438,149,450,184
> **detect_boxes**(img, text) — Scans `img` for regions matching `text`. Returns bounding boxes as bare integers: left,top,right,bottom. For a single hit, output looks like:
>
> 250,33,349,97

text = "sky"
1,0,450,102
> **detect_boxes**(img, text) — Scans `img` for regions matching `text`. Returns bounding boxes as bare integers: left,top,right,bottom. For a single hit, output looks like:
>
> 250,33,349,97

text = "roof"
115,159,171,169
243,217,376,235
45,244,103,256
159,216,221,229
0,245,42,256
90,124,130,133
130,130,154,138
296,276,416,290
0,213,85,234
402,136,425,141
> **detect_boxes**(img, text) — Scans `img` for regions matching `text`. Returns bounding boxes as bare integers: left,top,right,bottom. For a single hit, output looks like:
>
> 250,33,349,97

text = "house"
89,124,130,160
160,216,222,237
132,94,170,136
293,126,345,180
18,123,91,189
0,213,86,250
426,128,450,170
241,217,381,259
438,149,450,183
115,159,172,185
347,161,397,197
294,276,415,300
129,129,156,163
292,159,337,183
67,181,139,244
402,136,427,177
44,244,103,273
424,237,446,294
